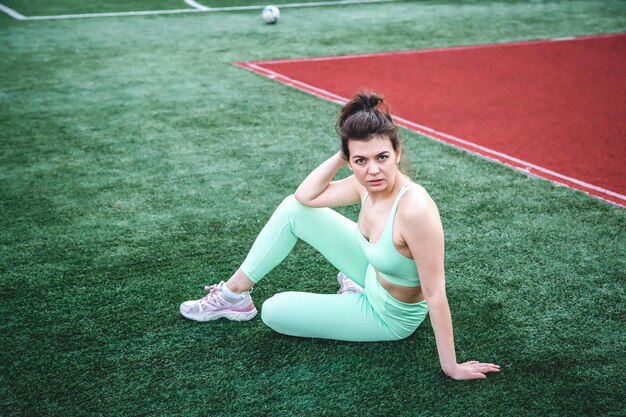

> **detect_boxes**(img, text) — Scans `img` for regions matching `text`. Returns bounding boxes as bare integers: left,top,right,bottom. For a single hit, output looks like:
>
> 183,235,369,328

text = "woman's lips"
368,179,384,185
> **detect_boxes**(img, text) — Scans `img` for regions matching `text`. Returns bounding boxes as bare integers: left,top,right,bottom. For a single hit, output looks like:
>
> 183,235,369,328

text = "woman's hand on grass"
447,361,500,380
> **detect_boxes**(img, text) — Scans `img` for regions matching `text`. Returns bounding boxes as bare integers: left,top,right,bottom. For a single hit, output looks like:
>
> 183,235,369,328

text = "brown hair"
336,91,400,159
336,91,412,176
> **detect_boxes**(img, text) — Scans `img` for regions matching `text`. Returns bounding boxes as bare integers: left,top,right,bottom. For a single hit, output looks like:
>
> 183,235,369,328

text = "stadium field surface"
0,0,398,20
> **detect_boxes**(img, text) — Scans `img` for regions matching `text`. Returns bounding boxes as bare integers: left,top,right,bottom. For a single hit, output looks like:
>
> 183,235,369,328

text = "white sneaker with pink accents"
180,281,257,322
336,272,365,295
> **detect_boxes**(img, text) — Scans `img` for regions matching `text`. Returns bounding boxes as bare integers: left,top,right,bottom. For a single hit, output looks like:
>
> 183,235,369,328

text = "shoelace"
199,284,221,310
198,284,253,310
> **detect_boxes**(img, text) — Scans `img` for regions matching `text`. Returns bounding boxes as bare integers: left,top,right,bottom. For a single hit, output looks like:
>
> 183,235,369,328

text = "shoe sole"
180,306,258,322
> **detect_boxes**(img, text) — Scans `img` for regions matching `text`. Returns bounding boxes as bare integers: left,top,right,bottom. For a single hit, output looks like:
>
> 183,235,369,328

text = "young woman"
180,92,500,380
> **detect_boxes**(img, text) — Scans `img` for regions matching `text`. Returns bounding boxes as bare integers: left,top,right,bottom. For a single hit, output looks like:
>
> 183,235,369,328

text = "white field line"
184,0,209,11
221,0,398,11
235,60,626,207
0,3,25,19
0,0,398,21
246,62,349,104
6,8,203,20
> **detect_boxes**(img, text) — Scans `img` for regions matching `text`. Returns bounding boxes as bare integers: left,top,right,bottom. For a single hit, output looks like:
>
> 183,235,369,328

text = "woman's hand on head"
447,361,500,380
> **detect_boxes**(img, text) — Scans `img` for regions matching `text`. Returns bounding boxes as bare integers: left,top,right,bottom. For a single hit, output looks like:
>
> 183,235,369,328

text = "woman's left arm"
400,191,500,380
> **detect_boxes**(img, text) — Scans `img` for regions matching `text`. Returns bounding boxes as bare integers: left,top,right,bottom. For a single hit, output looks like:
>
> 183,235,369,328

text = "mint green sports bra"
356,182,420,288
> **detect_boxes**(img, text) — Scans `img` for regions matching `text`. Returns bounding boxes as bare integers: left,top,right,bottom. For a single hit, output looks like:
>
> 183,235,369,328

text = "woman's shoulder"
397,182,440,223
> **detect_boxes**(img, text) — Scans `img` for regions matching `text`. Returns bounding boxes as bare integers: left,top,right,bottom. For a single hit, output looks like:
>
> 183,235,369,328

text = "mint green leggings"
241,195,429,342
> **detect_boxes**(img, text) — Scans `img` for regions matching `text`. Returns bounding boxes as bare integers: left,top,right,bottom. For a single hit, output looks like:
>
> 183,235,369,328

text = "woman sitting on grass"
180,92,499,380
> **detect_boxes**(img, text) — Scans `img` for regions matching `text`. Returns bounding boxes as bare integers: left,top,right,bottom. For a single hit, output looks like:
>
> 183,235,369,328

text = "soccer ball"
261,5,280,24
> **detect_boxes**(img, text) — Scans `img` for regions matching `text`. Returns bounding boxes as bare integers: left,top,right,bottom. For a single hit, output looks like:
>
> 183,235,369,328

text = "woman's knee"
275,194,309,217
261,292,292,330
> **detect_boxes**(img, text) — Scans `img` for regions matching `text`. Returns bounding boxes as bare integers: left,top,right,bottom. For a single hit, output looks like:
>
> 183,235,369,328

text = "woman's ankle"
225,269,255,294
222,282,245,298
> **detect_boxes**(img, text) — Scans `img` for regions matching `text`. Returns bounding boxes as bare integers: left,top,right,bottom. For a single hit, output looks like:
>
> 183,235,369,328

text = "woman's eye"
355,159,365,165
378,155,388,161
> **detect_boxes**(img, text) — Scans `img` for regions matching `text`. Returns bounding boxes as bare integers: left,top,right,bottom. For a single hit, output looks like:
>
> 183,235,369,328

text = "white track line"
0,3,25,19
184,0,209,11
235,53,626,208
0,0,397,21
392,115,626,200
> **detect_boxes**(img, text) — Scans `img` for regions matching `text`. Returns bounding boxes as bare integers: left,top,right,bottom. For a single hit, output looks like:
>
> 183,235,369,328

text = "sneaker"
336,272,364,295
180,281,258,322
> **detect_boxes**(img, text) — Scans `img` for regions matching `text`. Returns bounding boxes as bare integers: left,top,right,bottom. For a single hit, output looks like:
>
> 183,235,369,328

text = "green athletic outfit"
241,183,429,342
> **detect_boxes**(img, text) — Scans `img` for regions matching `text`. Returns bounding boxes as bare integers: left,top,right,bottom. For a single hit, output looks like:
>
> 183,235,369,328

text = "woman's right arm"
294,151,362,208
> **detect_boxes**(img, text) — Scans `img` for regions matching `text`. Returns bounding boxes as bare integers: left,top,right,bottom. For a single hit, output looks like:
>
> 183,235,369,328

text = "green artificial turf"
1,1,625,415
1,0,400,16
1,0,184,15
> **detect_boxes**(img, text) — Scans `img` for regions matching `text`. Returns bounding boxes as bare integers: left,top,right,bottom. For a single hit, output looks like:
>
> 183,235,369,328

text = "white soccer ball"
261,5,280,24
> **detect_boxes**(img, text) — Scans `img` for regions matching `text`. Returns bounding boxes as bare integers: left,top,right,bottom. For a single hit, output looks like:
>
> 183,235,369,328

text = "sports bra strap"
385,182,413,234
390,183,413,211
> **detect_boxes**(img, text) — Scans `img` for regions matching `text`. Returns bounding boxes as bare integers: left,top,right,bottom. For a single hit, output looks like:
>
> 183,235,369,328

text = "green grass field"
1,1,625,415
1,0,362,15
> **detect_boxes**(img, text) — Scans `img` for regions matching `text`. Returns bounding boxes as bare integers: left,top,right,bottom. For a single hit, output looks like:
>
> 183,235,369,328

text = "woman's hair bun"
355,92,384,111
336,91,391,141
336,90,399,156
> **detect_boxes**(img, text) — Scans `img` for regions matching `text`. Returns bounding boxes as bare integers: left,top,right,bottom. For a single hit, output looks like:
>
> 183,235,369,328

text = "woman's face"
347,135,401,192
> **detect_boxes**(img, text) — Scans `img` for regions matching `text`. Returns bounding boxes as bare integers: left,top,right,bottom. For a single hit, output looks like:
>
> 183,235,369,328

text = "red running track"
237,33,626,207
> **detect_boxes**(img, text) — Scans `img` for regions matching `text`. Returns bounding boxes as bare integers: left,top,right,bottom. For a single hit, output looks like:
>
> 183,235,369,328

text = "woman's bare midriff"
377,271,424,304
